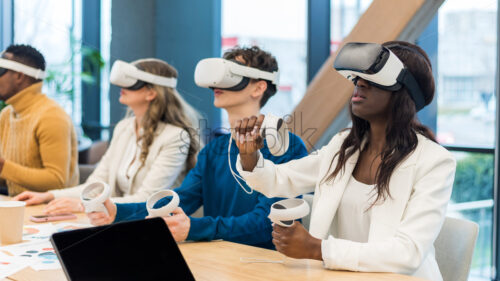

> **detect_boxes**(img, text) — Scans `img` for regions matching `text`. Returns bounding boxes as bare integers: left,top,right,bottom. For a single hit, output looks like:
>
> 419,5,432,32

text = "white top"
52,117,189,203
237,131,456,281
331,176,375,243
115,135,142,194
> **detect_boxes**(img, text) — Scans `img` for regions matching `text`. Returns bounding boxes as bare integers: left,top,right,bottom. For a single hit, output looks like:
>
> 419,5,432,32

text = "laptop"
51,217,195,281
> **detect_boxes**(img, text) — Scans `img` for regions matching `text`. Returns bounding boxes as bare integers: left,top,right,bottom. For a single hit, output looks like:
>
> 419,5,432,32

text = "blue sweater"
114,133,307,249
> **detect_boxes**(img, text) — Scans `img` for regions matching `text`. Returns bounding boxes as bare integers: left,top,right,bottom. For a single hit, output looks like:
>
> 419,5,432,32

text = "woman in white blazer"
235,41,456,281
14,58,200,214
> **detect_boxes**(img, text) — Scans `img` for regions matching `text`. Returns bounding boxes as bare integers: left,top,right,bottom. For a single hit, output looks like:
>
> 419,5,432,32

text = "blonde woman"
14,58,200,215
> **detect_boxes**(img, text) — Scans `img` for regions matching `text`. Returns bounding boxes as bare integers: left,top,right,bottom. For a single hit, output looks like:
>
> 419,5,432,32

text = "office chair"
434,216,479,281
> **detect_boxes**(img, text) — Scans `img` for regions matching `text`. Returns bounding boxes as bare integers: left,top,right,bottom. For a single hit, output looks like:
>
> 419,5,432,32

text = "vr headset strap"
0,58,46,80
397,69,425,111
229,62,279,85
134,68,177,88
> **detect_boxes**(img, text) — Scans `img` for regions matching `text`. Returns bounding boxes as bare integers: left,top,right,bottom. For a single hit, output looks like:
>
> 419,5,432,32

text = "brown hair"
131,58,200,172
323,41,436,205
223,46,278,107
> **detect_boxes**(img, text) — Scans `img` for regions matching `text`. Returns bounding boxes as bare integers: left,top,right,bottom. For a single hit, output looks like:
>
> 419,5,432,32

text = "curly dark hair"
223,46,278,108
5,44,46,70
323,41,436,206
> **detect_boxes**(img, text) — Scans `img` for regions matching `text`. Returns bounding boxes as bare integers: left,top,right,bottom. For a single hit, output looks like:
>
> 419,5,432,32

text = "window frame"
494,1,500,279
0,0,13,50
81,0,103,140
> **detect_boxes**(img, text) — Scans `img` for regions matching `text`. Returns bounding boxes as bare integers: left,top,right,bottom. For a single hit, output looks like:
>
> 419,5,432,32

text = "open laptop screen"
51,218,195,281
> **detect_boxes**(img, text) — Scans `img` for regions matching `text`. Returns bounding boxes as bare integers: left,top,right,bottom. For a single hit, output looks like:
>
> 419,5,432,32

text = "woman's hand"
12,191,54,206
44,198,84,215
234,114,265,171
87,199,117,226
272,221,323,260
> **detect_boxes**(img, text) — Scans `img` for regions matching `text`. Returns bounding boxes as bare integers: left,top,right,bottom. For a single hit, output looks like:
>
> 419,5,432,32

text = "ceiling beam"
290,0,444,151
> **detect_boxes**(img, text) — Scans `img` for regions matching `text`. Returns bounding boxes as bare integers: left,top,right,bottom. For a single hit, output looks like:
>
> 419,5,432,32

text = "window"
13,0,82,123
0,0,13,50
435,1,497,280
328,1,496,279
221,0,308,128
449,151,494,280
100,0,111,140
436,0,497,148
330,0,372,53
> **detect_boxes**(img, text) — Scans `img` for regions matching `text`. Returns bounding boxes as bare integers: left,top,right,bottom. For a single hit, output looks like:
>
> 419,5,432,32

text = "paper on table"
31,259,61,271
22,223,56,242
0,225,57,276
23,222,92,240
0,250,32,279
0,220,93,275
53,222,92,232
0,240,60,271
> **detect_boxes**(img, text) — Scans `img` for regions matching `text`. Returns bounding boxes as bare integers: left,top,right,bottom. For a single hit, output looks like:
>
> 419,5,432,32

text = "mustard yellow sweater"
0,82,79,195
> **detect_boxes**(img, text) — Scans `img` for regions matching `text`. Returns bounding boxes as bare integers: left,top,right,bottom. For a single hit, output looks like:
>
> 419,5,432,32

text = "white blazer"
237,130,456,281
52,117,190,203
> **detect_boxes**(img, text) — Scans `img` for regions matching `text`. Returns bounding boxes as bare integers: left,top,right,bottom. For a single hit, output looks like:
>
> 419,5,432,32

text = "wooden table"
1,197,426,281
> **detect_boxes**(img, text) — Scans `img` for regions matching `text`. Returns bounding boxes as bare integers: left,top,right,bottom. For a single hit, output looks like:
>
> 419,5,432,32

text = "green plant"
44,40,104,101
451,153,494,203
450,153,494,278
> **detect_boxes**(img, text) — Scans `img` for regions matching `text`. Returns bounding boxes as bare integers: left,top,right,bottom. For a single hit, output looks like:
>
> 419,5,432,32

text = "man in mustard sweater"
0,44,78,195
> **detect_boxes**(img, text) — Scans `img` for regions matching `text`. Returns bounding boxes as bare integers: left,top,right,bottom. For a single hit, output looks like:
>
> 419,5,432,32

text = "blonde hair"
130,58,201,172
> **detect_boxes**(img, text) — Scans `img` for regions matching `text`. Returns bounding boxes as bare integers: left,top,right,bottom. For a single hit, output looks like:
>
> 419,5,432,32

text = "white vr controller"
268,198,310,227
258,114,289,157
80,181,111,215
0,57,46,80
146,190,180,218
228,114,290,195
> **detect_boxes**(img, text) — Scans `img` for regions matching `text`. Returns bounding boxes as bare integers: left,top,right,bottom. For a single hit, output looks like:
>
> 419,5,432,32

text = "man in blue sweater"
88,46,308,249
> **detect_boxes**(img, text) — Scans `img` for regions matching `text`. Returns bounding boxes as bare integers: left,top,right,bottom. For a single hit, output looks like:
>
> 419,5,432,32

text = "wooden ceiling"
289,0,432,151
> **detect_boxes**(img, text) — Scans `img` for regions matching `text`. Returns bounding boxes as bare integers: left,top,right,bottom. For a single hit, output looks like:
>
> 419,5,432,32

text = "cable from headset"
228,132,253,194
239,257,285,264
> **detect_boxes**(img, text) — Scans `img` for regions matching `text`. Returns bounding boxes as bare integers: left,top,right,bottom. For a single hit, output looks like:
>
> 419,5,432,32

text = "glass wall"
13,0,82,124
449,151,494,280
436,0,497,148
330,0,372,53
436,1,497,280
100,0,111,140
221,0,308,128
329,1,497,279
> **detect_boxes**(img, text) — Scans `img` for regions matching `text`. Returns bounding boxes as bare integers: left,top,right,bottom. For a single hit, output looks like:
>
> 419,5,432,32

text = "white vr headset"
109,60,177,90
334,42,426,111
0,57,46,80
194,58,279,91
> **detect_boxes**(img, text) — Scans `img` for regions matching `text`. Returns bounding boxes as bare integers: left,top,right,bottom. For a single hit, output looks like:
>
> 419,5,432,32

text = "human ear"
13,72,25,83
251,80,268,100
145,87,158,101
